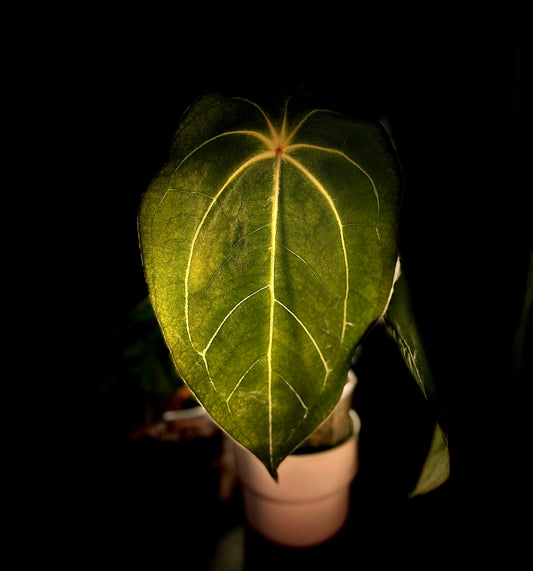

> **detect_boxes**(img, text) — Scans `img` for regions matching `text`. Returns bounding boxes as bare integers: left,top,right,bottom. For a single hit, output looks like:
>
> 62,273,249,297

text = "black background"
56,5,530,568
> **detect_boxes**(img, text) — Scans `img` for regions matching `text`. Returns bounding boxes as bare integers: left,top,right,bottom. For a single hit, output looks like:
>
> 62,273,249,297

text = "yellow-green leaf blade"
139,94,402,475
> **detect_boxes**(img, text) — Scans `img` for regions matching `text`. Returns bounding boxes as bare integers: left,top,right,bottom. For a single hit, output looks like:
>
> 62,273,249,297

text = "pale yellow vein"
282,154,350,345
281,244,336,298
284,108,340,146
266,150,282,467
275,371,309,419
185,151,275,350
231,97,278,143
225,355,266,413
275,299,331,385
171,130,272,178
201,285,269,358
285,143,380,211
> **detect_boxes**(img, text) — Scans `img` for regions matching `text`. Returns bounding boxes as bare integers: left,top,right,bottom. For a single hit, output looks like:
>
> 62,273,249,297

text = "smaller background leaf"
384,261,450,494
384,262,440,412
408,423,450,497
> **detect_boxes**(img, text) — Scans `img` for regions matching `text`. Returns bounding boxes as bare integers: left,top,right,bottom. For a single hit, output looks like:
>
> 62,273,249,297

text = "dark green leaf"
409,423,450,497
384,262,450,493
384,263,437,404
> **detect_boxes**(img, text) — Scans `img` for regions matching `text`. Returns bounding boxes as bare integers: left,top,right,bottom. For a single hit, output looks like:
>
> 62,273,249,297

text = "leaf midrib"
267,150,282,465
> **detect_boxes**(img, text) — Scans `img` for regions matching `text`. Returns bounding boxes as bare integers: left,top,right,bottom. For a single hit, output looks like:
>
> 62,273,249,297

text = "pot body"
232,409,361,547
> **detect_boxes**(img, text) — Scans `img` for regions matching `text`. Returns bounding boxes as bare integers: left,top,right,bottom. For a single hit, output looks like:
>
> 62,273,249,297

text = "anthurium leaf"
384,262,450,493
384,263,438,406
408,423,450,497
139,94,401,477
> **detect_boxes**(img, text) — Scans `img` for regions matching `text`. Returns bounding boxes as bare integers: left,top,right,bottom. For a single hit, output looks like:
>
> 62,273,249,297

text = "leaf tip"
268,466,279,482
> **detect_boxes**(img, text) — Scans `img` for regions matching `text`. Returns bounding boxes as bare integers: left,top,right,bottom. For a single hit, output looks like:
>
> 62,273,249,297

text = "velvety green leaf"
139,94,401,476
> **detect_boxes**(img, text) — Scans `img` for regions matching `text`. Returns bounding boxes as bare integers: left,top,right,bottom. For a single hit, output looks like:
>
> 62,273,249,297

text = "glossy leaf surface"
139,94,401,476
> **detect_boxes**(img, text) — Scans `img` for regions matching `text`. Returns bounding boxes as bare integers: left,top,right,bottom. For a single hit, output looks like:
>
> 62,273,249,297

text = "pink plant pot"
233,408,361,547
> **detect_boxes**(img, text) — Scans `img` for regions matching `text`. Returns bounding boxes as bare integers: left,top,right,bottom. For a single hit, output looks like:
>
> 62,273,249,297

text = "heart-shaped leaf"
139,94,401,476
